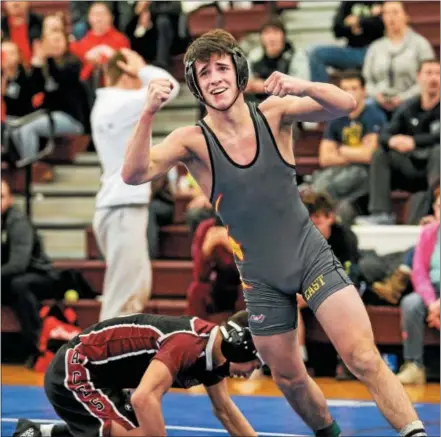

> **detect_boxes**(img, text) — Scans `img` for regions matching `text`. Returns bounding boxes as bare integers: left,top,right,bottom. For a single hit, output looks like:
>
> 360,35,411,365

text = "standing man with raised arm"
122,30,428,437
92,48,179,321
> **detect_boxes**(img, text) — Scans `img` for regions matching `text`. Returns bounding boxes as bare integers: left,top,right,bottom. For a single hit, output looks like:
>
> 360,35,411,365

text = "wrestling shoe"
13,419,42,437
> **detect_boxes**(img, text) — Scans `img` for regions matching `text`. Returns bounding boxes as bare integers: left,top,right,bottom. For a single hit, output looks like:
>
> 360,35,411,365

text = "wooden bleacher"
187,2,298,40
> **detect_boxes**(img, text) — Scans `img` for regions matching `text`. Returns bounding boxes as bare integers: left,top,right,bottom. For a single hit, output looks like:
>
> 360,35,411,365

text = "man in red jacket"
70,2,129,82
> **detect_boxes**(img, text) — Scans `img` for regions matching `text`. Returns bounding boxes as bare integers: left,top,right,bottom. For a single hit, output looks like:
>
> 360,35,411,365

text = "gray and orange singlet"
197,101,352,335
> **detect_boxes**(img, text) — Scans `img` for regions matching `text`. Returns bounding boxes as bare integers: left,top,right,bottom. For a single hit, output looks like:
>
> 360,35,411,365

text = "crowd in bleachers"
1,1,439,383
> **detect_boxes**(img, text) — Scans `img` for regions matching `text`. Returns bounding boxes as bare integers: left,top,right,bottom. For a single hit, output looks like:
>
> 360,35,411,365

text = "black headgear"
184,47,249,110
220,320,261,363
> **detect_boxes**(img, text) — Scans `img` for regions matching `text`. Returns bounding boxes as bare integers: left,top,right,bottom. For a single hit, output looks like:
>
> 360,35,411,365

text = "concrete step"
38,229,85,259
15,195,95,224
33,166,101,195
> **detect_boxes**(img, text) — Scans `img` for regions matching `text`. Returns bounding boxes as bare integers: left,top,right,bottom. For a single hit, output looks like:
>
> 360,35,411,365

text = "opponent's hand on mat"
145,78,174,114
264,72,310,98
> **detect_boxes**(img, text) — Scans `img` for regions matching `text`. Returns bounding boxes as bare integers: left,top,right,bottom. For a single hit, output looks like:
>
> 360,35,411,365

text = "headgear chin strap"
184,47,249,112
220,320,263,364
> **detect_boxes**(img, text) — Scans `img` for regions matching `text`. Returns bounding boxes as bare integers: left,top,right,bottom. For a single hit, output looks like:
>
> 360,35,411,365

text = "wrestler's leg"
246,288,337,434
316,285,423,433
253,329,335,433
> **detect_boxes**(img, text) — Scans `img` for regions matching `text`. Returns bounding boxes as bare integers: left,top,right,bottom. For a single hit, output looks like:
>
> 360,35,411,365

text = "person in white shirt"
91,48,179,320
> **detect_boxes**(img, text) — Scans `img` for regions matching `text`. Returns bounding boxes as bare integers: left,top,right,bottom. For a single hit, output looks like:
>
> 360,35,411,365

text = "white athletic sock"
40,424,55,437
400,420,427,437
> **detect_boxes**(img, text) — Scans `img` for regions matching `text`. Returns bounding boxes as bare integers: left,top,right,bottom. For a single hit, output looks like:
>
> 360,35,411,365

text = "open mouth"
211,88,227,96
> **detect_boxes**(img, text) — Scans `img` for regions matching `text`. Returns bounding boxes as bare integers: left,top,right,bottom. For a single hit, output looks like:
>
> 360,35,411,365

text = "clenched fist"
264,72,311,98
145,78,174,114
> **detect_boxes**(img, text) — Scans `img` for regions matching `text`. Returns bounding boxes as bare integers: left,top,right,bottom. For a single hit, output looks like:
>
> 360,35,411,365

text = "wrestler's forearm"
215,401,258,437
122,111,154,185
133,396,167,436
304,81,356,115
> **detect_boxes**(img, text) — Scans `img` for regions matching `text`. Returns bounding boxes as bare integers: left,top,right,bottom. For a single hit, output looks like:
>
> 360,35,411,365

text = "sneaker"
372,265,411,304
397,362,426,385
13,419,42,437
355,213,396,225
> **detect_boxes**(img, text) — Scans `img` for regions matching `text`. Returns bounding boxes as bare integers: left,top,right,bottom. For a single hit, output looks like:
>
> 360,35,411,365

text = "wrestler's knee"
271,364,309,391
341,339,382,381
254,336,309,388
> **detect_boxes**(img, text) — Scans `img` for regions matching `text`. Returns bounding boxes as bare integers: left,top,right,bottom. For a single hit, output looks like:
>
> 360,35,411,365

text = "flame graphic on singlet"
214,194,252,290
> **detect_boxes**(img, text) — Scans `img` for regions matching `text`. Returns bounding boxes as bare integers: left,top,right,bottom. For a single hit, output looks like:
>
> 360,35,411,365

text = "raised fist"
264,72,310,98
145,78,174,114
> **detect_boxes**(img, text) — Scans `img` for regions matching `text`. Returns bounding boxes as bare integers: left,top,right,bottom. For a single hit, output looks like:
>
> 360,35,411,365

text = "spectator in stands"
370,179,440,304
70,2,130,83
301,191,360,379
41,13,68,39
1,179,57,367
186,216,245,321
312,71,387,205
308,2,384,84
246,17,309,102
91,48,179,321
397,186,440,385
11,31,85,162
1,1,42,67
126,1,187,70
148,174,175,259
357,59,440,225
1,40,34,118
125,2,157,65
363,1,435,118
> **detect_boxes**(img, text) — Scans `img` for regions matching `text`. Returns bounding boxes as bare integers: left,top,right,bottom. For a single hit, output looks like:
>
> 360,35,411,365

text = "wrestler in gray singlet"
197,101,352,335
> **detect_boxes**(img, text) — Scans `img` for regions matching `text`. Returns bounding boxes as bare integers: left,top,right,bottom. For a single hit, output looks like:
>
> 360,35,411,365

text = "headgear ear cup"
220,321,262,363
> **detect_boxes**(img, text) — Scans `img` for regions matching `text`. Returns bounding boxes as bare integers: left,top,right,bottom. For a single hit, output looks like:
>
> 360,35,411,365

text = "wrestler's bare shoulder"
166,124,208,162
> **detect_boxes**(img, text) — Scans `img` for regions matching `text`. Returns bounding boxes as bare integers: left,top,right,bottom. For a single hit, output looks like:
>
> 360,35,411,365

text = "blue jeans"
403,247,415,268
308,45,368,83
12,111,84,161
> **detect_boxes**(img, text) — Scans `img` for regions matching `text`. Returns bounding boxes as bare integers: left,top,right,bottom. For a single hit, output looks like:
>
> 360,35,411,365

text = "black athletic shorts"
44,344,139,437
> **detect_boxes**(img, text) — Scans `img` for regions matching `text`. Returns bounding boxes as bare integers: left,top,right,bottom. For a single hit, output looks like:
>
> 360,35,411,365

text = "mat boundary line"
1,418,305,436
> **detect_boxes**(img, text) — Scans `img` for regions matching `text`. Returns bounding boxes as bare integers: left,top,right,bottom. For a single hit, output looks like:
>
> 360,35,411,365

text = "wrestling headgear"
184,47,249,110
220,320,261,363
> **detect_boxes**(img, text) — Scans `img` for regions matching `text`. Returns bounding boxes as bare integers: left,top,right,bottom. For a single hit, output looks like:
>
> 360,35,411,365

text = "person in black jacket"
356,59,440,225
1,40,35,117
10,31,86,162
308,1,384,83
1,179,57,365
126,1,185,70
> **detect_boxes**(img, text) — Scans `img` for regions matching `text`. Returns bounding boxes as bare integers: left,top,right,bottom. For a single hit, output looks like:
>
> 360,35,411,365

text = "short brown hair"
339,69,366,88
418,59,439,73
184,29,240,65
301,191,335,216
105,50,127,86
434,186,440,201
